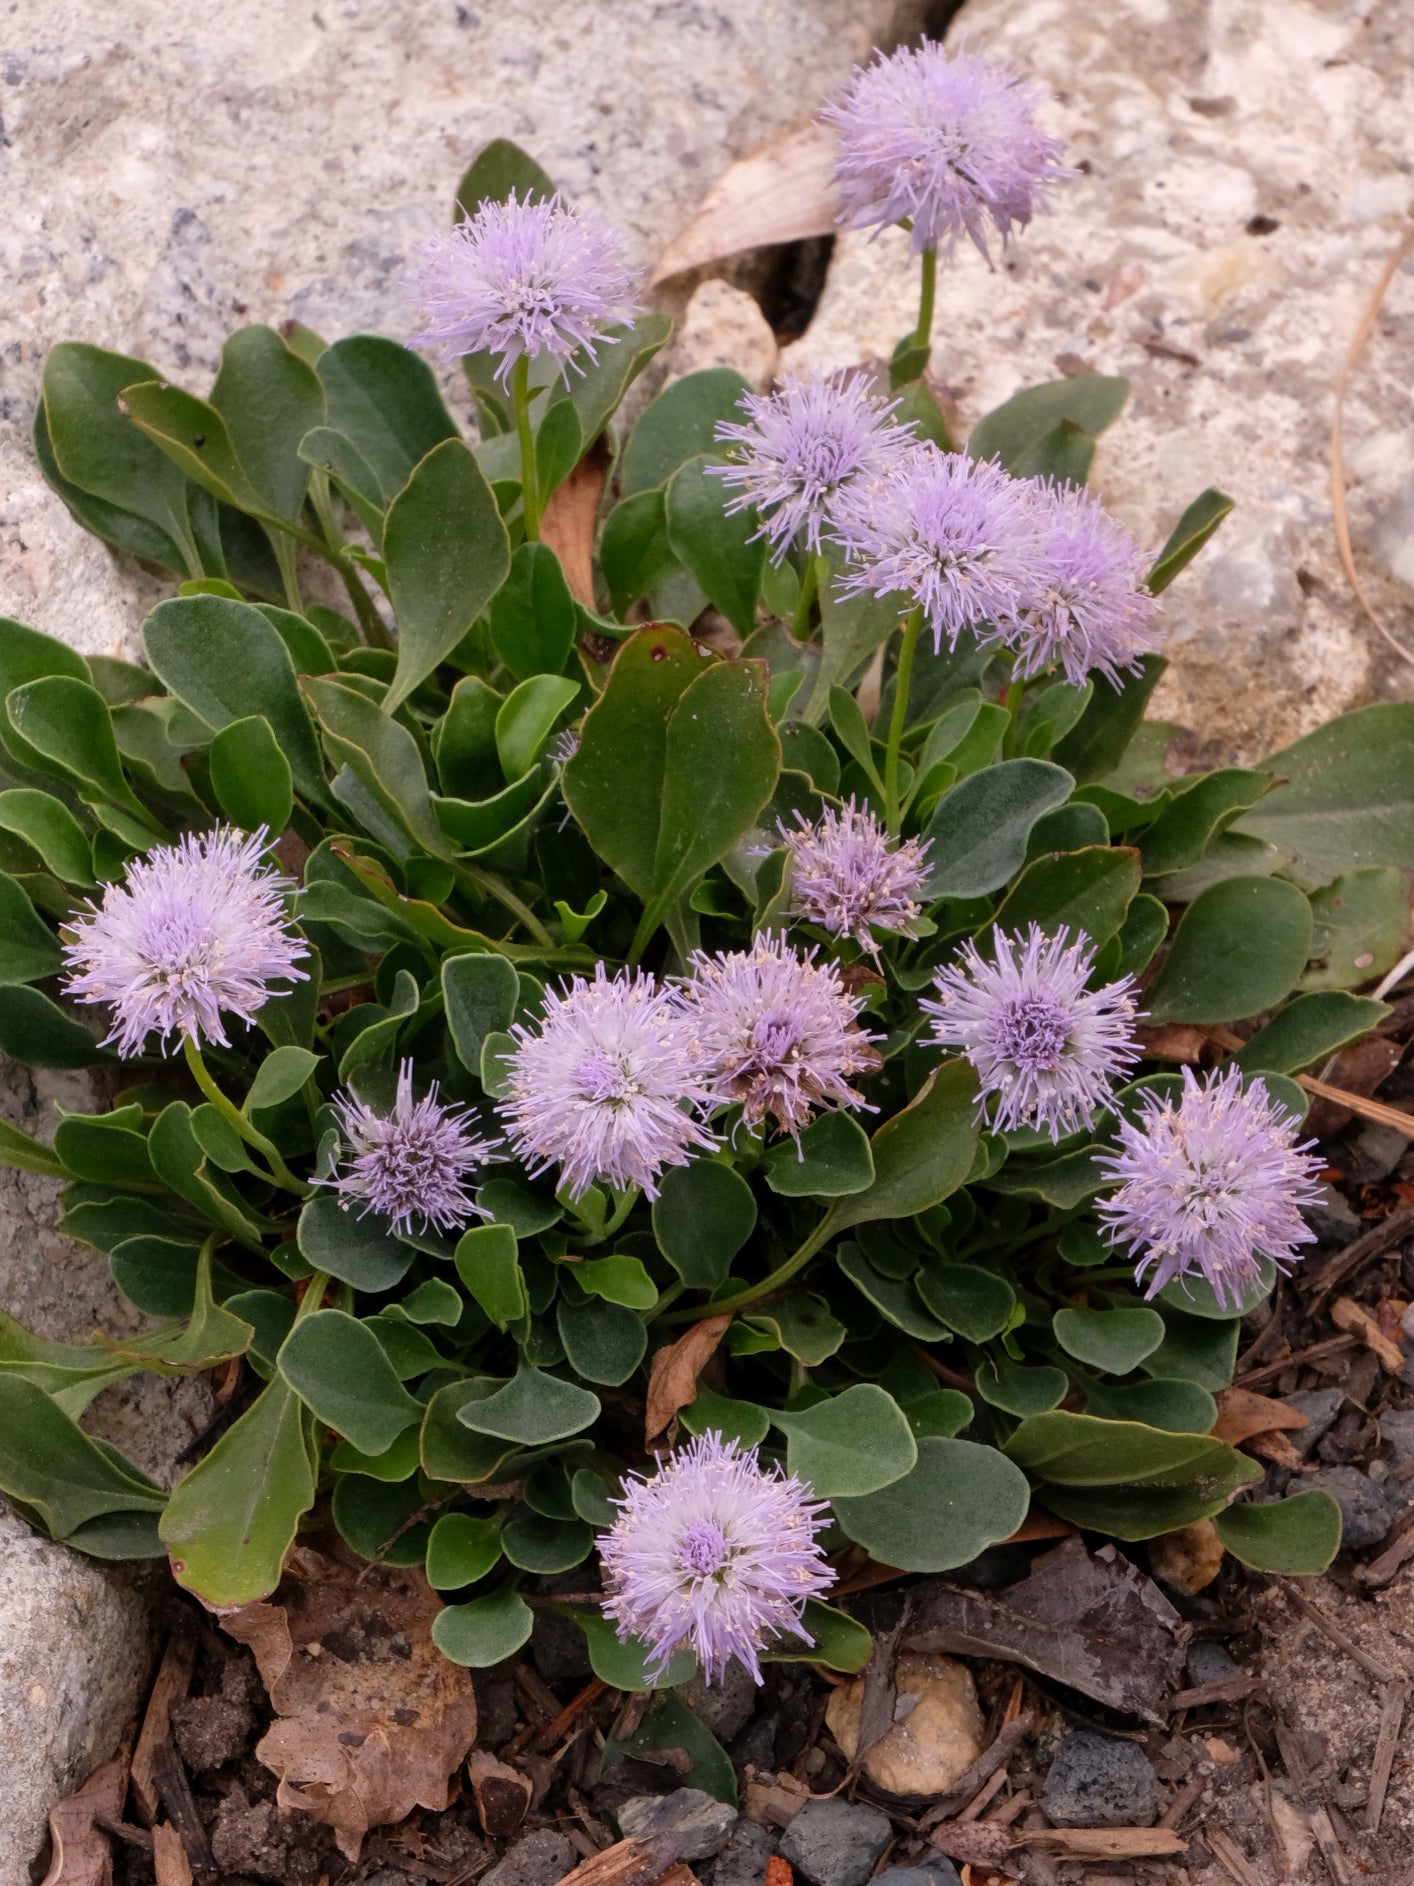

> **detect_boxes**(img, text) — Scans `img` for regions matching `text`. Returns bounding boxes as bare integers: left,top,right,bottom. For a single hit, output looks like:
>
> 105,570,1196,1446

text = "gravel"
480,1829,577,1886
705,1817,777,1886
1305,1466,1395,1549
1041,1731,1160,1828
1185,1640,1240,1687
1303,1184,1363,1245
617,1789,739,1861
1380,1409,1414,1468
874,1864,964,1886
779,1799,894,1886
1285,1388,1346,1458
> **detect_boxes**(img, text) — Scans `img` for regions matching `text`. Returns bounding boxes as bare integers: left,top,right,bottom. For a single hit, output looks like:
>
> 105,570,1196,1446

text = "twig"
956,1763,1011,1822
1159,1771,1208,1831
1365,1684,1408,1834
1206,1827,1269,1886
1234,1334,1357,1388
1308,1805,1350,1886
1303,1202,1414,1310
921,1713,1035,1825
1169,1673,1262,1710
131,1633,197,1826
149,1741,216,1883
1358,1512,1414,1588
536,1677,608,1754
1278,1579,1414,1683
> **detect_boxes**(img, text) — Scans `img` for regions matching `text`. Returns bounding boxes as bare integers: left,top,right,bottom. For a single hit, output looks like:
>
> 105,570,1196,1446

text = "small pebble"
1303,1184,1362,1246
873,1864,963,1886
1382,1409,1414,1468
480,1830,576,1886
617,1789,738,1861
779,1799,893,1886
1185,1640,1239,1687
1041,1731,1160,1828
1285,1388,1345,1458
1306,1466,1394,1549
683,1662,757,1743
705,1817,777,1886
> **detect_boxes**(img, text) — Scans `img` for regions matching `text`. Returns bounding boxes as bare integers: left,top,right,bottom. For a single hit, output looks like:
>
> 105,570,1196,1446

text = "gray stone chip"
779,1799,893,1886
1041,1731,1160,1828
617,1789,740,1862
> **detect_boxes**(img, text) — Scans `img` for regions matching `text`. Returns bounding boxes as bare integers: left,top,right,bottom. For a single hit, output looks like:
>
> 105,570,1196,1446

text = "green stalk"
791,554,821,638
883,605,924,834
181,1037,311,1197
663,1213,837,1324
513,355,541,543
454,860,555,948
913,245,938,364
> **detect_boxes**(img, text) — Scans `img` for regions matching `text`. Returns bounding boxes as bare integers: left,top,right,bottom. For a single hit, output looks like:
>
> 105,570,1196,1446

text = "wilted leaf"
645,1314,731,1445
1211,1387,1309,1447
39,1758,126,1886
652,122,837,284
221,1545,477,1861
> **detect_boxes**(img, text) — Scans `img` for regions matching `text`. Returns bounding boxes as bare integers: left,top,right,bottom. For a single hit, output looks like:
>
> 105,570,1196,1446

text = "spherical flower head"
502,965,716,1201
833,443,1037,652
781,799,932,956
410,190,639,389
1005,481,1160,687
330,1060,497,1239
1095,1064,1325,1308
679,935,882,1139
600,1430,836,1685
922,924,1141,1141
821,40,1071,260
61,825,307,1059
708,368,917,562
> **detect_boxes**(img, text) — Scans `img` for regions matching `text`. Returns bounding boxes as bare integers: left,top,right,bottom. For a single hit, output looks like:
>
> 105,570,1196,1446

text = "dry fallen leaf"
221,1546,477,1861
541,436,610,608
652,122,838,285
1213,1387,1309,1445
1133,1023,1211,1064
644,1314,731,1445
40,1759,127,1886
465,1749,532,1839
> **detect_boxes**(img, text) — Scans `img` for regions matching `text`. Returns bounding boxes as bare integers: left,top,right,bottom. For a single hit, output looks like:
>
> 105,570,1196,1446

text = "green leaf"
1235,703,1414,888
277,1309,422,1455
924,761,1075,896
118,378,266,513
1303,868,1410,991
143,595,329,808
382,438,512,712
975,1355,1069,1417
967,376,1129,470
1052,656,1167,784
0,1116,66,1179
426,1512,505,1590
556,1294,648,1386
1009,418,1096,485
678,1386,771,1450
764,1112,875,1198
765,1600,873,1674
916,1264,1017,1343
1146,876,1312,1023
575,1255,658,1310
1157,1255,1277,1322
0,986,107,1067
433,1581,535,1666
620,368,750,497
664,454,765,635
1082,1377,1217,1433
244,1045,321,1113
456,1364,600,1445
209,716,294,834
1215,1491,1342,1574
455,1223,528,1329
443,954,519,1075
303,676,452,858
1143,1307,1238,1390
741,1292,846,1366
652,1159,757,1290
826,1060,980,1235
571,1608,696,1690
801,549,900,724
604,1691,736,1804
992,844,1140,948
489,542,578,681
600,489,679,615
502,1509,594,1573
209,325,326,526
1147,488,1235,594
296,1193,415,1291
496,674,578,781
1053,1306,1166,1374
1114,892,1169,979
160,1377,315,1603
1236,992,1388,1075
317,335,460,506
0,789,94,886
0,1376,164,1536
332,1473,434,1565
0,872,63,984
1002,1409,1260,1496
833,1436,1032,1571
1139,769,1270,878
771,1384,917,1497
54,1107,158,1189
836,1245,949,1342
6,677,152,823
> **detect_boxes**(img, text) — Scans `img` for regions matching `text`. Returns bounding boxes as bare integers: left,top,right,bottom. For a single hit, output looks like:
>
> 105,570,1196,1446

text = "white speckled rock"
784,0,1414,764
0,1502,153,1886
661,279,781,389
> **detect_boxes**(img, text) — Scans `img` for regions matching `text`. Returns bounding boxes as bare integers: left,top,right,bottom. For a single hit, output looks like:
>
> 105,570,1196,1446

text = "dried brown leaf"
652,123,837,285
466,1749,532,1839
40,1759,127,1886
906,1539,1183,1725
541,436,610,608
1133,1023,1211,1064
644,1315,731,1446
1020,1827,1188,1859
221,1546,477,1862
1212,1388,1308,1445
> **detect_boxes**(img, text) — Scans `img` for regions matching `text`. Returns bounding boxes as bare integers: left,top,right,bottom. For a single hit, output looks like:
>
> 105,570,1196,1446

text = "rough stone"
1347,1122,1410,1186
706,1818,777,1886
682,1660,758,1745
618,1789,739,1862
784,0,1414,765
662,280,780,389
1185,1639,1240,1687
480,1828,578,1886
874,1865,963,1886
825,1651,984,1796
1380,1409,1414,1468
0,1503,154,1886
1040,1730,1161,1829
1307,1465,1395,1548
779,1799,893,1886
1304,1185,1364,1248
1287,1388,1347,1458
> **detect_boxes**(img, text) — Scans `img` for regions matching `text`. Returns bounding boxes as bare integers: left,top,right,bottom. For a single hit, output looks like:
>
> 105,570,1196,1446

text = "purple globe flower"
411,190,639,388
330,1060,497,1239
61,825,307,1059
921,925,1141,1141
821,40,1071,260
708,368,917,563
1096,1065,1325,1308
1006,481,1159,687
781,799,932,955
678,935,882,1139
600,1430,836,1685
833,443,1037,652
502,966,716,1201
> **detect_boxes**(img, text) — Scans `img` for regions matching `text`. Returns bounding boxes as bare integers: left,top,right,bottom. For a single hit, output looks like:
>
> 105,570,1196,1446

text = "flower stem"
182,1036,311,1197
791,554,821,638
454,861,555,948
1001,674,1024,758
513,355,541,543
664,1212,837,1324
913,246,937,365
883,605,924,834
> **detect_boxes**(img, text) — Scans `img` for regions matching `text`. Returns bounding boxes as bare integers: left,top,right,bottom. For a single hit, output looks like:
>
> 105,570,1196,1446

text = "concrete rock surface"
785,0,1414,764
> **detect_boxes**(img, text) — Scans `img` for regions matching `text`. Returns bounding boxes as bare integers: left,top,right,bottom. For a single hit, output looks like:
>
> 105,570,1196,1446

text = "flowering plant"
2,46,1411,1719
